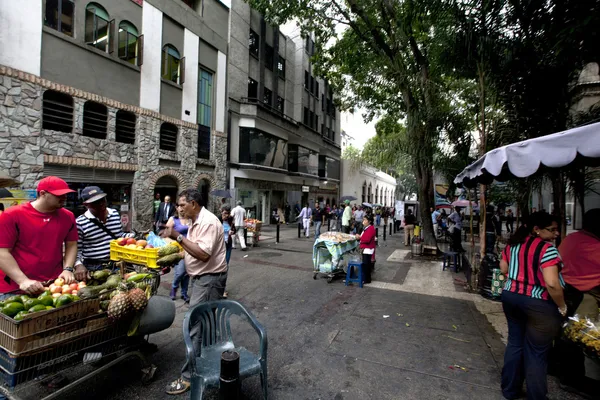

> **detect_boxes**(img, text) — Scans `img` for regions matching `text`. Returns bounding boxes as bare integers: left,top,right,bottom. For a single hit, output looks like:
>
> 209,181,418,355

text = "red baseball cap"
37,176,75,196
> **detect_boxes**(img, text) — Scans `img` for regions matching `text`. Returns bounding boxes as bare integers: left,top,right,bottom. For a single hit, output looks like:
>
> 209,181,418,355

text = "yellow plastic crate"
109,240,160,268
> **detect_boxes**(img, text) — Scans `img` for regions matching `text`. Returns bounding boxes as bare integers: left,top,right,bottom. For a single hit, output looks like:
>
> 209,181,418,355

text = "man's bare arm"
0,248,44,294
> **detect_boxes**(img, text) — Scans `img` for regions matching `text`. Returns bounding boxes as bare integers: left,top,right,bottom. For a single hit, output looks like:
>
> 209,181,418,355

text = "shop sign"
302,186,310,193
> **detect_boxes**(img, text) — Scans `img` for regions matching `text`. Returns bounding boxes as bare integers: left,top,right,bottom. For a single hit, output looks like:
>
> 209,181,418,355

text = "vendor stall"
244,218,262,247
0,234,179,398
312,232,359,283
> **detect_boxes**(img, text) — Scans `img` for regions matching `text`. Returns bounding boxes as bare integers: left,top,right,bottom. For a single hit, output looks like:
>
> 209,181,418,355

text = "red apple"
126,238,137,245
69,283,78,290
117,238,128,246
62,286,72,295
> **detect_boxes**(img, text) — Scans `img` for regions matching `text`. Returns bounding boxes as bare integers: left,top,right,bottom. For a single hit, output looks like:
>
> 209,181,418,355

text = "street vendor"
75,186,134,280
555,208,600,396
0,176,77,296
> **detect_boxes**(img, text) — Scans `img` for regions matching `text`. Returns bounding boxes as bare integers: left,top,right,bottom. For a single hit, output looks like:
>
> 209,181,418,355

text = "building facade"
340,160,397,207
227,0,342,223
0,0,230,229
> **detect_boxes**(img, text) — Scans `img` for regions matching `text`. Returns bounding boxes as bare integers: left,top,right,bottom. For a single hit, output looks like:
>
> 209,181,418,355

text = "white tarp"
454,122,600,187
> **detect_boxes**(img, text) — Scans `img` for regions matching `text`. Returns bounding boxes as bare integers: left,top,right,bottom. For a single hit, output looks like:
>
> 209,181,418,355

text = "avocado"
28,304,48,313
13,311,28,321
23,299,42,310
54,294,73,308
2,302,25,317
5,296,23,305
37,296,54,307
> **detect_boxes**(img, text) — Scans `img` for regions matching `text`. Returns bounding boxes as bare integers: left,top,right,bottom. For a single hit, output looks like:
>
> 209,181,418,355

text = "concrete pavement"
7,223,584,399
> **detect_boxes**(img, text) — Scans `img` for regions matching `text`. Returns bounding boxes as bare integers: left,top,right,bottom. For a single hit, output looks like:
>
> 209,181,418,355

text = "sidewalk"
11,224,584,399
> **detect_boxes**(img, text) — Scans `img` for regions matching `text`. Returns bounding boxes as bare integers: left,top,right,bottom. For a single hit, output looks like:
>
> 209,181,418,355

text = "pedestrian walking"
284,202,291,224
506,209,515,233
403,209,416,246
164,207,191,302
298,203,312,238
341,200,352,233
356,214,375,284
155,195,175,232
499,211,566,400
231,201,247,251
164,189,228,396
312,202,324,239
219,205,236,299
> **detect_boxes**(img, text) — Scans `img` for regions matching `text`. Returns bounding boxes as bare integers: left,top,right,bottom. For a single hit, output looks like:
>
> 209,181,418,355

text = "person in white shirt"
298,203,312,238
231,201,247,251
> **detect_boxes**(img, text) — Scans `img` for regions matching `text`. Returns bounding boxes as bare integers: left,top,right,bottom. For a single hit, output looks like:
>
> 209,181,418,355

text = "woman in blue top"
219,205,236,298
165,208,192,302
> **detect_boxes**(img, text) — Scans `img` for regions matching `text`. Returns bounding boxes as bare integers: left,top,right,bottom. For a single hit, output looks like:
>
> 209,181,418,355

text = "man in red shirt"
0,176,78,296
556,208,600,396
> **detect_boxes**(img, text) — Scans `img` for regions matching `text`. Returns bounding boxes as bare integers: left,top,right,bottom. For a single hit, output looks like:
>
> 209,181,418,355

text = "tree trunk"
479,183,487,259
415,161,437,249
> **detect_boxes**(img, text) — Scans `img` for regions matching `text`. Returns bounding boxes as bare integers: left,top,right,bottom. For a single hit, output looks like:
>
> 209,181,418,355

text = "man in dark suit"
154,195,175,231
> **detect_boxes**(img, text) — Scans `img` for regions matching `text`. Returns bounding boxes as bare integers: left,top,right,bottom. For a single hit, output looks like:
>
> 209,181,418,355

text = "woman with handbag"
356,214,376,284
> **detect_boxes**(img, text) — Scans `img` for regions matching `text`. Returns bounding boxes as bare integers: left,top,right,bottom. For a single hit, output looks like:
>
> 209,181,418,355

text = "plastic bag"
563,315,600,357
146,232,167,248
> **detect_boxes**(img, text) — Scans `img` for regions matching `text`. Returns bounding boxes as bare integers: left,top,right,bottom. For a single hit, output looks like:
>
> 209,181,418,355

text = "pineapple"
128,288,148,311
107,283,133,320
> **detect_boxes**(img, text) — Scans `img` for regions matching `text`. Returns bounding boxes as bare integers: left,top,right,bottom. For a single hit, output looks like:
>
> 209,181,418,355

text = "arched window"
362,181,367,203
115,110,136,144
82,101,108,139
160,122,178,152
375,185,379,204
85,3,112,53
42,90,74,133
162,44,182,84
368,183,372,203
118,21,140,65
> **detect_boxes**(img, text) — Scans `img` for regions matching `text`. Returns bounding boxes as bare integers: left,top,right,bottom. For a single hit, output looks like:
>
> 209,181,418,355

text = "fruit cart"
0,240,181,399
244,219,262,247
312,232,359,283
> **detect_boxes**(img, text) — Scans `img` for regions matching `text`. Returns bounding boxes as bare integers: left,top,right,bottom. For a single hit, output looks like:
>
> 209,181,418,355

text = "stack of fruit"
156,243,183,266
115,238,153,250
0,281,82,321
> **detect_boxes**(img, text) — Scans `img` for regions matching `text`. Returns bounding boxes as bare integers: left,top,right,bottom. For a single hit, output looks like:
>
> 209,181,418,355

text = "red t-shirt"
559,231,600,292
0,203,78,292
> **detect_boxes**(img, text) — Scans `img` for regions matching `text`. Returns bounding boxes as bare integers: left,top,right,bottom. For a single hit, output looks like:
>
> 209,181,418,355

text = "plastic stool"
345,261,363,288
442,251,461,272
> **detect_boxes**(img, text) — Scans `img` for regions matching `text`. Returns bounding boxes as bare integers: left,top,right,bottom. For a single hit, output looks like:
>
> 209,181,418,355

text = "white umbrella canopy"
454,122,600,187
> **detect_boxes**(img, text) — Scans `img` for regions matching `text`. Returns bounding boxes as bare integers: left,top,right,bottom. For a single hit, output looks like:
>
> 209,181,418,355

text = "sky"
340,109,379,150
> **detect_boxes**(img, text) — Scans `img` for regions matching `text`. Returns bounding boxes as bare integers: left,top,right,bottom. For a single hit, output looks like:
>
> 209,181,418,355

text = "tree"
246,0,455,248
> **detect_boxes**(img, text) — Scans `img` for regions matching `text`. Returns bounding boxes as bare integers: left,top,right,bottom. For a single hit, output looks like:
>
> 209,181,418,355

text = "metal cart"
312,232,359,283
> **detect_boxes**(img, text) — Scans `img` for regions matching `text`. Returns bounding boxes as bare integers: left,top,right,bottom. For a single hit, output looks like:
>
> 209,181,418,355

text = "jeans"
171,259,189,298
225,245,232,266
314,221,322,239
501,290,561,400
376,215,381,226
181,272,228,380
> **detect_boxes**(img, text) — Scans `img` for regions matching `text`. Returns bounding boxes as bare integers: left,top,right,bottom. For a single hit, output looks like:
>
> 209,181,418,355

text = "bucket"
136,295,176,335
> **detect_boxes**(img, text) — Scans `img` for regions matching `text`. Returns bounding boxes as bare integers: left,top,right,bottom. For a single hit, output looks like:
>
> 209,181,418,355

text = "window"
239,127,287,169
198,125,210,159
315,115,319,131
276,96,284,114
42,90,73,133
160,122,178,152
310,76,315,94
85,3,112,53
362,182,367,203
248,78,258,99
82,101,108,139
162,45,183,84
198,69,213,128
305,37,314,55
115,110,136,144
368,184,372,203
277,57,285,79
304,71,309,90
45,0,74,36
265,45,274,70
303,107,309,125
249,30,259,58
309,110,314,128
288,144,318,175
263,87,272,106
118,21,140,65
315,81,320,97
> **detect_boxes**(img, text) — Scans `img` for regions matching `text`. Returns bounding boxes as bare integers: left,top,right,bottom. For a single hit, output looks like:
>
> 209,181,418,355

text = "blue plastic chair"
183,300,268,400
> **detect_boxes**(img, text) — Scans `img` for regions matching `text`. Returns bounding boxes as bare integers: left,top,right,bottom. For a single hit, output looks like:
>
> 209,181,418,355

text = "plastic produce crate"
0,299,102,355
110,240,160,268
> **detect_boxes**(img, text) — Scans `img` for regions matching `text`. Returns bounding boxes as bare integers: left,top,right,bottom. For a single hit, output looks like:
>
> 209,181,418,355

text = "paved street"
11,225,583,400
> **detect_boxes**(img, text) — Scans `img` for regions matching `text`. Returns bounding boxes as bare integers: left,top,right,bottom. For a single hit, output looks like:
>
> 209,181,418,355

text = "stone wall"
0,65,228,229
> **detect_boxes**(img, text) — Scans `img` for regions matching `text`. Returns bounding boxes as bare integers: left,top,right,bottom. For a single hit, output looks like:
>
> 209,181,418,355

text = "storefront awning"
454,122,600,187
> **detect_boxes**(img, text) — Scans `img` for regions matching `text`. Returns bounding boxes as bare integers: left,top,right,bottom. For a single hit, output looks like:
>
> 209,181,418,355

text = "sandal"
165,377,191,395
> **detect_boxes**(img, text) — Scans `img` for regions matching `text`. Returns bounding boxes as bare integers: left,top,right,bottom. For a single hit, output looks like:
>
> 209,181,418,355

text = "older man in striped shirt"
74,186,131,280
